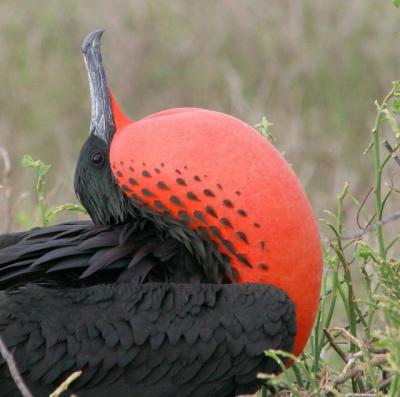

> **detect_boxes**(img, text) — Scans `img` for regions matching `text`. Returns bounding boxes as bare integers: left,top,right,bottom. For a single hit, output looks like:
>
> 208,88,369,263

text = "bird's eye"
91,152,105,167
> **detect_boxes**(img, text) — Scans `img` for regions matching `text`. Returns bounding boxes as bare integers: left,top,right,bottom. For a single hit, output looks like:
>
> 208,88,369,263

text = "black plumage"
0,222,296,396
0,282,295,397
0,221,230,289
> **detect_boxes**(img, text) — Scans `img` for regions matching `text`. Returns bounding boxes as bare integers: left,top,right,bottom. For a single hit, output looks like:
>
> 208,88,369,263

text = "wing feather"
0,283,296,397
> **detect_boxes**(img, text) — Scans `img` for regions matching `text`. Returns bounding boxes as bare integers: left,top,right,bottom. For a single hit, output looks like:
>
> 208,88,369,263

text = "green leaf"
21,154,52,226
393,80,400,91
392,99,400,115
354,244,372,259
393,0,400,8
21,154,35,168
45,203,87,221
255,116,276,143
21,154,51,177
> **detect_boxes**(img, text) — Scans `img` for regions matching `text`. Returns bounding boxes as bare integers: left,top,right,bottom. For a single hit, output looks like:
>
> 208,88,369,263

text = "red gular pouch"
80,30,323,359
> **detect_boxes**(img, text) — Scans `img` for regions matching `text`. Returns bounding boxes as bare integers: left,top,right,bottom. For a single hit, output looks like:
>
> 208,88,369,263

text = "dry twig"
49,370,82,397
333,353,387,387
322,327,389,394
0,147,12,232
383,139,400,167
0,334,33,397
327,210,400,242
323,328,347,362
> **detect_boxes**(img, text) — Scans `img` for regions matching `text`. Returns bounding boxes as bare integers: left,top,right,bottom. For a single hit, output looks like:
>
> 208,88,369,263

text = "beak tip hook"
81,29,105,54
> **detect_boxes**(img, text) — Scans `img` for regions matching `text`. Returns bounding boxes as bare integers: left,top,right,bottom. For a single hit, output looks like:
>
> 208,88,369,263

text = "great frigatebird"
0,30,322,397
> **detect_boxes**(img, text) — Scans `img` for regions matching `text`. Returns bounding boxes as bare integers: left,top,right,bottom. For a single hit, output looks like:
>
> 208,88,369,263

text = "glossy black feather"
0,232,27,250
0,221,229,289
0,283,296,397
0,223,297,396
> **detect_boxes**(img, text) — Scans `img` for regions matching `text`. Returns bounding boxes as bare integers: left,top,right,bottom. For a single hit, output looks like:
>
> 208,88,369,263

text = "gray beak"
82,30,115,145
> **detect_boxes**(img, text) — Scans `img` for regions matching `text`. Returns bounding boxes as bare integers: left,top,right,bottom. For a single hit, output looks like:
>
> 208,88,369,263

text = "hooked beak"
82,30,115,145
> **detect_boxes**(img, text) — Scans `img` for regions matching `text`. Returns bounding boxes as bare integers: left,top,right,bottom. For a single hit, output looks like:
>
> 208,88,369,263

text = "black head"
74,135,131,224
75,30,133,224
74,30,234,281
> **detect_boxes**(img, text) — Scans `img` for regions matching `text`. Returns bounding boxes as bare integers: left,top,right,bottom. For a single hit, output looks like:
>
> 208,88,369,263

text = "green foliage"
255,117,275,143
21,154,51,226
258,81,400,396
391,99,400,115
21,154,86,227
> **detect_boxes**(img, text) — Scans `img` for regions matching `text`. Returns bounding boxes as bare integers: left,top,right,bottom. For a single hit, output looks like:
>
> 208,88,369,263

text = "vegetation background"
0,0,399,228
1,1,400,396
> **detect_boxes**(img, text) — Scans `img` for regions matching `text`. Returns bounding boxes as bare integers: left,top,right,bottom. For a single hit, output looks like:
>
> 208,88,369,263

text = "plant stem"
37,172,47,227
371,89,395,260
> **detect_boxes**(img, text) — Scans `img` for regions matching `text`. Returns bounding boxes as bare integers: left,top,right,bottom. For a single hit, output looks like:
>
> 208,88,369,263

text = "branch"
323,328,347,362
333,353,387,387
322,328,390,394
383,139,400,167
50,371,82,397
327,210,400,242
0,147,12,232
0,334,33,397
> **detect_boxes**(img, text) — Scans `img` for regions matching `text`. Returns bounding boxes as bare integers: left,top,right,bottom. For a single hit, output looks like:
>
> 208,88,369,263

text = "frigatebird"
0,30,322,397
